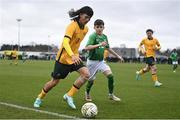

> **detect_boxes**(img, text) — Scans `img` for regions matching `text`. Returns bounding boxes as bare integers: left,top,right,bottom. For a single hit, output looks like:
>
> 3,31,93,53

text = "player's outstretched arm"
154,45,161,50
138,44,146,55
107,48,124,62
154,40,161,51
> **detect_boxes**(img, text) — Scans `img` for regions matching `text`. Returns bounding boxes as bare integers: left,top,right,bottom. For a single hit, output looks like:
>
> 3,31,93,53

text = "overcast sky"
0,0,180,50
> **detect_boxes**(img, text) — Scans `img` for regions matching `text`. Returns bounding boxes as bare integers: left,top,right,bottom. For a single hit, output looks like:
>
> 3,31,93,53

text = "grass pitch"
0,60,179,119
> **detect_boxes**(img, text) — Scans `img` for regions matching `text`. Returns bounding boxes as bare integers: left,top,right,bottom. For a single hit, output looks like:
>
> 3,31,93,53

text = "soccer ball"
81,102,98,118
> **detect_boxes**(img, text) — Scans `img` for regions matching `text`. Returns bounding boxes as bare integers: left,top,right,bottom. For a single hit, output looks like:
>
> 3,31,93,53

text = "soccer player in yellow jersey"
136,29,162,87
34,6,94,109
10,48,18,65
104,49,109,60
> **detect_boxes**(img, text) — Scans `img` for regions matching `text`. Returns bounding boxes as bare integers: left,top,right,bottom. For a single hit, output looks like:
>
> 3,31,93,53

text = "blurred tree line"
1,44,179,57
0,44,58,52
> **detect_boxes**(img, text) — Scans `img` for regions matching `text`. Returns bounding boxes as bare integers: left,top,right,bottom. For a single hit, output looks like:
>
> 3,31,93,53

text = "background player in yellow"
10,48,18,65
104,49,109,61
136,29,162,87
34,6,94,109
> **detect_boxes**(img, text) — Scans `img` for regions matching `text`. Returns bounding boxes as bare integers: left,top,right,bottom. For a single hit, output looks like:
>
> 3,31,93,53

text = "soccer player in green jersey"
170,49,178,72
83,19,124,102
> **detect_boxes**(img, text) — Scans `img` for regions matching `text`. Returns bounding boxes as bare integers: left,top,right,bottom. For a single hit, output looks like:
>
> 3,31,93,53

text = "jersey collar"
147,37,153,40
76,20,85,30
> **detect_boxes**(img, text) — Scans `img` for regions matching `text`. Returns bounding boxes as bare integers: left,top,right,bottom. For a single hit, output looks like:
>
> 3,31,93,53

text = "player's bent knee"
82,72,91,80
84,73,91,80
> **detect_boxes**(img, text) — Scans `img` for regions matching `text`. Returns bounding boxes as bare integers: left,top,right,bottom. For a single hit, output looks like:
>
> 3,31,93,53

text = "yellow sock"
15,58,18,65
38,89,47,99
152,74,158,82
67,85,79,97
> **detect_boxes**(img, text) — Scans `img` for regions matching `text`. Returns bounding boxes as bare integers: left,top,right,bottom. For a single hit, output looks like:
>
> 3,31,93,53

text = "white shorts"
87,59,111,81
172,61,178,65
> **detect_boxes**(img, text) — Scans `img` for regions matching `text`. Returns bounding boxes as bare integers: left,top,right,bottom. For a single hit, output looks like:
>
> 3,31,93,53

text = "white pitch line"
0,102,78,119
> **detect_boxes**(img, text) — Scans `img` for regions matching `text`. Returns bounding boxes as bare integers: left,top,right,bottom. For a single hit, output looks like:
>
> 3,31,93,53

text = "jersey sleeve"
62,37,74,56
156,39,161,46
170,53,173,59
139,39,145,46
64,22,76,39
86,34,96,46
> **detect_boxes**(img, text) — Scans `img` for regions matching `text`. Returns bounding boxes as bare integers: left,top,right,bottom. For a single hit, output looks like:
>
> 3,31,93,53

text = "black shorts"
11,56,16,60
51,61,85,79
145,57,155,66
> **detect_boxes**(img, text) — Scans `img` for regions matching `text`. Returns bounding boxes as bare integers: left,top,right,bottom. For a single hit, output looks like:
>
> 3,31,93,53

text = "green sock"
173,65,175,70
175,65,178,70
173,65,177,70
86,81,94,94
107,74,114,94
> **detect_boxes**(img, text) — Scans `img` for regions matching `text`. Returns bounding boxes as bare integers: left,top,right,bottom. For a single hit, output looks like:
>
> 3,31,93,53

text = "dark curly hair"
146,29,154,34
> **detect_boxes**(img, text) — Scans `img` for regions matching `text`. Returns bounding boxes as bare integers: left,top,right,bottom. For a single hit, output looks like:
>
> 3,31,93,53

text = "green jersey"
170,52,178,61
86,32,109,61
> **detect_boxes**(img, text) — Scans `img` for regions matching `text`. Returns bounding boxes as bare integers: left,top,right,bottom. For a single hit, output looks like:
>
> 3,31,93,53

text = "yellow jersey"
56,21,88,65
12,50,17,58
140,37,161,57
104,49,109,60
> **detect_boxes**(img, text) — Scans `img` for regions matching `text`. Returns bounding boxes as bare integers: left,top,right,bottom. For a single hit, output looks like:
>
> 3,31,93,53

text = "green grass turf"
0,60,180,119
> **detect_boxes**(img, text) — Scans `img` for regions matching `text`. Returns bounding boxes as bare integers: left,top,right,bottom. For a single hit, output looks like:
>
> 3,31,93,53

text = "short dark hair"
173,49,177,52
146,29,154,33
94,19,104,26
